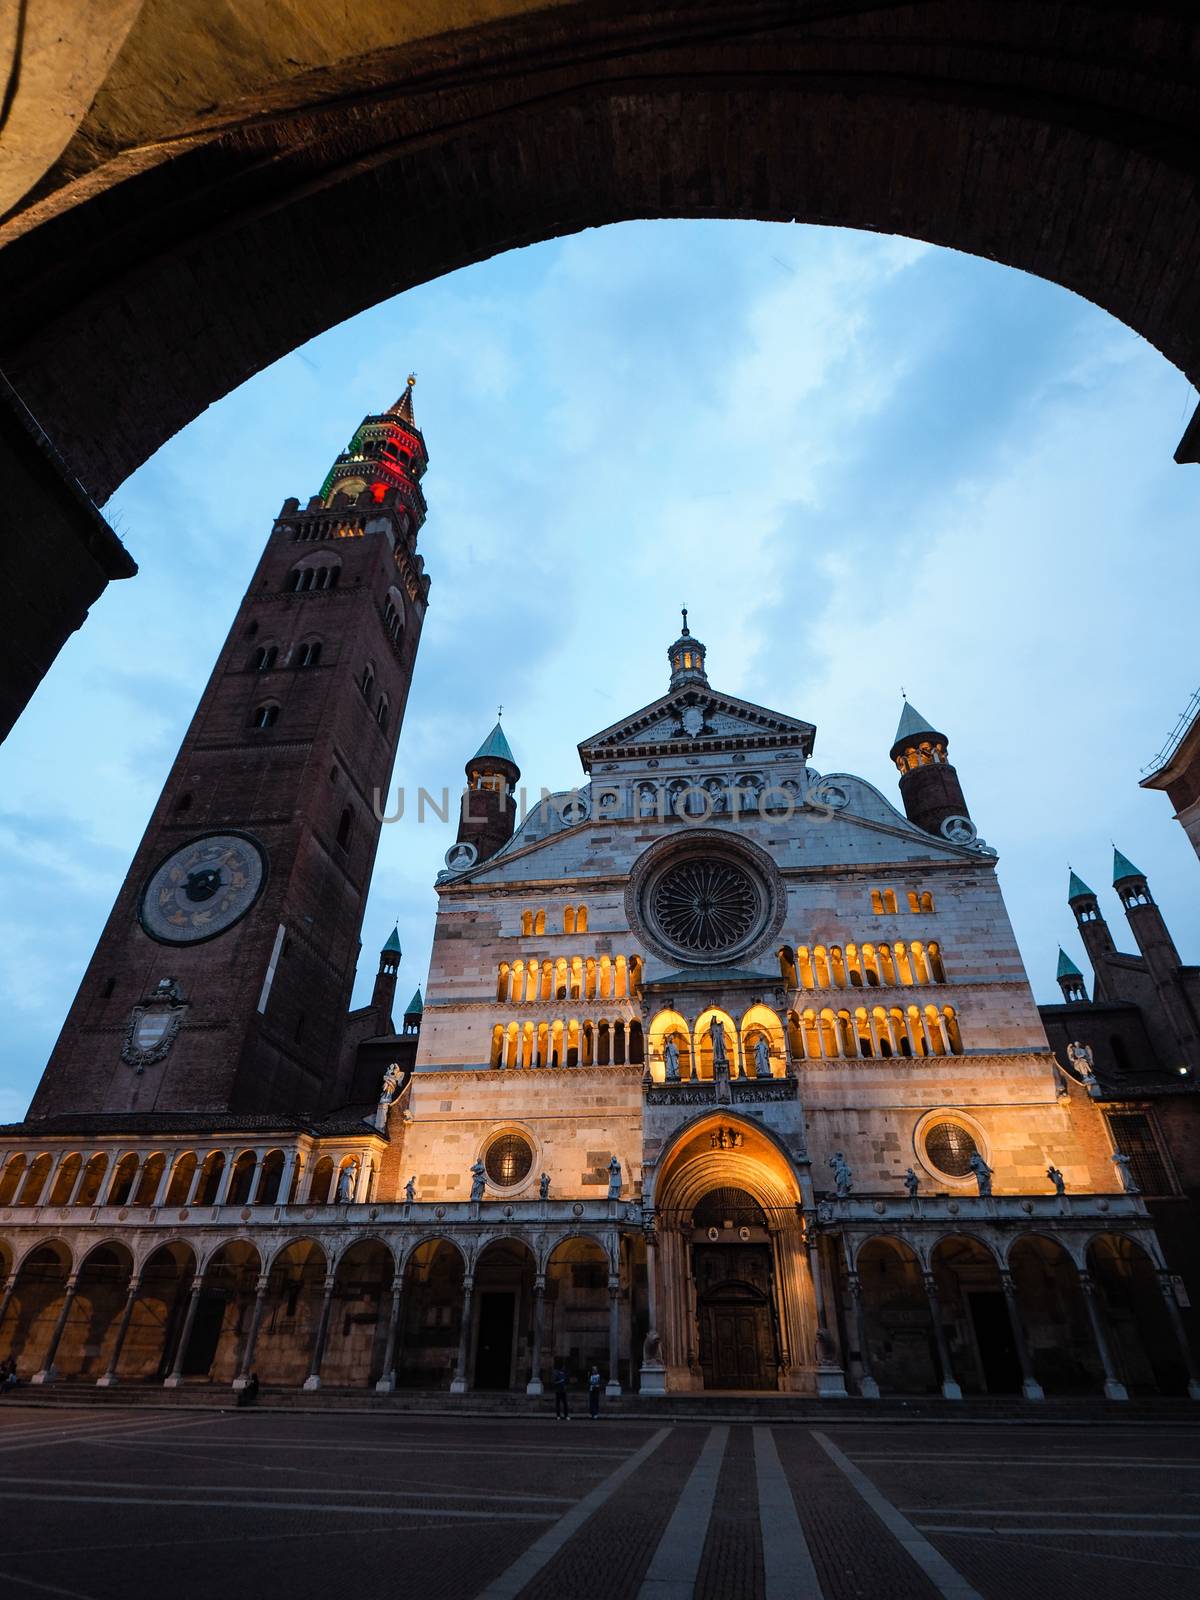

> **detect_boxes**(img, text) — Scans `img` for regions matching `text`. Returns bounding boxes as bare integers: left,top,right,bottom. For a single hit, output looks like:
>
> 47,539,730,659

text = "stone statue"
1047,1164,1066,1196
664,1035,681,1083
709,1017,728,1072
968,1151,993,1196
1067,1040,1097,1084
335,1163,355,1204
375,1061,405,1129
710,1126,727,1151
539,1171,551,1200
642,1328,664,1365
903,1167,920,1198
404,1175,416,1203
1111,1150,1139,1194
607,1155,622,1200
470,1159,486,1202
829,1151,852,1198
753,1036,771,1079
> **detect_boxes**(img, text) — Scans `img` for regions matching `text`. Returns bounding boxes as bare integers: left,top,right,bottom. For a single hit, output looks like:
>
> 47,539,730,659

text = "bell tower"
31,380,432,1121
889,700,970,839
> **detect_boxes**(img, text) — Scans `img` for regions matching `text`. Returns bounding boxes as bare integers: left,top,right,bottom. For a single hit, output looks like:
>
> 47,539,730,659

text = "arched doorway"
4,1241,73,1378
396,1238,465,1390
61,1242,135,1380
692,1188,775,1391
650,1115,812,1392
472,1239,536,1391
853,1237,937,1396
185,1240,261,1384
1007,1234,1099,1396
930,1235,1018,1396
256,1239,327,1388
544,1236,613,1392
321,1240,394,1388
134,1242,196,1382
1087,1234,1185,1396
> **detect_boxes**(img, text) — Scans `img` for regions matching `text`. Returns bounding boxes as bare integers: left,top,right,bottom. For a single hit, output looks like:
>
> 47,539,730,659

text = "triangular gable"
579,684,815,768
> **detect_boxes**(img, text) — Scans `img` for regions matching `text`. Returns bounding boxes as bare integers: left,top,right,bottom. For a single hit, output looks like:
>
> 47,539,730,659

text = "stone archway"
649,1114,813,1392
3,6,1200,735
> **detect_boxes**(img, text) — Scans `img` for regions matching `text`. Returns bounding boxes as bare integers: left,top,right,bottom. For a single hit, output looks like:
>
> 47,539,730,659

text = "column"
375,1279,404,1393
846,1269,879,1400
805,1222,847,1398
151,1156,175,1210
526,1275,546,1396
96,1274,143,1388
449,1274,475,1395
39,1151,67,1209
31,1274,80,1385
606,1275,622,1397
279,1149,299,1206
1156,1270,1200,1401
233,1274,270,1390
164,1281,203,1387
213,1153,237,1208
922,1272,962,1400
66,1156,92,1208
0,1277,17,1343
184,1160,206,1208
302,1274,337,1391
999,1269,1044,1401
1079,1272,1129,1401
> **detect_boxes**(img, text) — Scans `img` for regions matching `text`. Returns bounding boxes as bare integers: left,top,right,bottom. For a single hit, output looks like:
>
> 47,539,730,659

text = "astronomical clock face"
139,833,267,945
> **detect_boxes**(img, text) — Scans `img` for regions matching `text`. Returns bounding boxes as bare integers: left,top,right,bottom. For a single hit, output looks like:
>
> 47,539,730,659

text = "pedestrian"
588,1364,601,1419
552,1364,570,1420
237,1371,259,1408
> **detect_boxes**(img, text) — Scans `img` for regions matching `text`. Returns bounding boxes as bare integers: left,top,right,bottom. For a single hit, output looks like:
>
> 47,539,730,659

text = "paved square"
0,1406,1196,1599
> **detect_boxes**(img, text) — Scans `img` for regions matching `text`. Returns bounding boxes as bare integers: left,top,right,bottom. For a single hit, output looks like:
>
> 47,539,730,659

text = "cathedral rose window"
650,859,758,956
484,1132,533,1187
628,831,785,967
923,1120,979,1178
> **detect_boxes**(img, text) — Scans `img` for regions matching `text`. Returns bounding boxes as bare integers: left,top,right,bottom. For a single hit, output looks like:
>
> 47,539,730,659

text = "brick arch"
3,0,1200,514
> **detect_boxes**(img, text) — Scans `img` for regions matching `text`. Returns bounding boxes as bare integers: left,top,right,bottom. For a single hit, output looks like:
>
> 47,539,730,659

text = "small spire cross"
497,704,503,720
681,606,689,636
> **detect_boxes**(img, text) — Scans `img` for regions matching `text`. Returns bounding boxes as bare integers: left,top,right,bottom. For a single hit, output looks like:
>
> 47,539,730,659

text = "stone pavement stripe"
917,1525,1200,1540
637,1426,729,1600
0,1488,554,1519
475,1426,672,1600
810,1433,984,1600
753,1428,825,1600
903,1510,1200,1521
0,1567,101,1600
0,1472,575,1504
0,1414,229,1453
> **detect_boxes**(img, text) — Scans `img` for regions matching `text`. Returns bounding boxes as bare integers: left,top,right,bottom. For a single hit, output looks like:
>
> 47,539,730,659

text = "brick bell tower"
31,378,432,1121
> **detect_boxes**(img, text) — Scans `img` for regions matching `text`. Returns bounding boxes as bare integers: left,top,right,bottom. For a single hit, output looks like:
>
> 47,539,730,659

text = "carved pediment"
579,686,815,766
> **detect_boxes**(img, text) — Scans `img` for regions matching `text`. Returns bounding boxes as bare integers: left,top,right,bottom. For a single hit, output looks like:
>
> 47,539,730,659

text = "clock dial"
139,833,267,945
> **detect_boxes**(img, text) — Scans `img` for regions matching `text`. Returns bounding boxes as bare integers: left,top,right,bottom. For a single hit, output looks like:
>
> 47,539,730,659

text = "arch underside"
2,2,1199,500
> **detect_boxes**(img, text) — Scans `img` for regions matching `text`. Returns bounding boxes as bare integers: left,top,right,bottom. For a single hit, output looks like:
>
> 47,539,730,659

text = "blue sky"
3,220,1198,1116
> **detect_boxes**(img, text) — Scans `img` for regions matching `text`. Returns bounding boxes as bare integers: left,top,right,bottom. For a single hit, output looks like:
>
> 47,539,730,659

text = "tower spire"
320,373,429,523
668,610,707,690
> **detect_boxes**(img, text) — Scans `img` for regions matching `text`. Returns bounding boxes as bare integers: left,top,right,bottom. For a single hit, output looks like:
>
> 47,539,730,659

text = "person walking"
588,1364,602,1419
552,1364,570,1420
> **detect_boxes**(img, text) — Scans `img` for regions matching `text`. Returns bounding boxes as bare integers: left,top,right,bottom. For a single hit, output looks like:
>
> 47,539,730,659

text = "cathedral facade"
0,392,1196,1402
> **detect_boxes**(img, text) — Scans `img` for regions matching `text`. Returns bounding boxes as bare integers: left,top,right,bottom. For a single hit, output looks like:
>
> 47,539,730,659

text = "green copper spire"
1056,947,1082,979
472,721,516,767
382,925,402,956
893,700,939,745
1112,847,1144,885
404,987,423,1016
1068,869,1094,901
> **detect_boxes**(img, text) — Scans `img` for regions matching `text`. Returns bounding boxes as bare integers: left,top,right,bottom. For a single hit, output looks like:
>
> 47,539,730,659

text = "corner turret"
889,700,969,839
369,925,402,1025
457,719,520,863
1056,947,1088,1004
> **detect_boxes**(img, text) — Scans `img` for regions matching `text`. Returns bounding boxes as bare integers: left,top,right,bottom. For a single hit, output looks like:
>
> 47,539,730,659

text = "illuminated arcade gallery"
0,388,1194,1400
